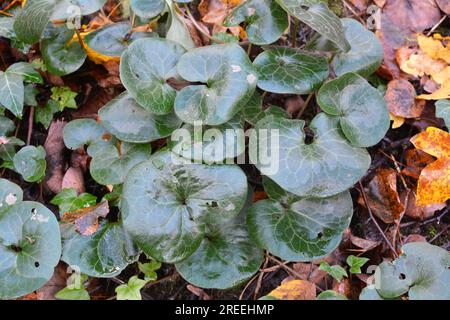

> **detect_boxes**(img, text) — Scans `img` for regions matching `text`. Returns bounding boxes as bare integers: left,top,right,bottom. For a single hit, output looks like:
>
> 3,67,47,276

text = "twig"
429,224,450,243
26,106,34,145
296,93,314,119
342,0,366,25
75,29,86,50
183,4,219,43
0,10,13,16
291,18,299,47
427,15,447,37
358,181,399,258
400,206,450,228
253,253,269,299
239,274,259,300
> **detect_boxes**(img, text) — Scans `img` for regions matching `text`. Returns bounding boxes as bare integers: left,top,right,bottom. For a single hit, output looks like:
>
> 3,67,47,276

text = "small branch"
296,93,314,119
427,15,447,37
358,181,399,258
291,18,299,47
26,106,34,145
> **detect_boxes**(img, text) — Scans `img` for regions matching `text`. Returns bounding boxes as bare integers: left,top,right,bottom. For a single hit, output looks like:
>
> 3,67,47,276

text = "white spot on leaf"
5,193,17,205
231,65,242,73
247,73,257,84
31,209,49,223
247,7,256,16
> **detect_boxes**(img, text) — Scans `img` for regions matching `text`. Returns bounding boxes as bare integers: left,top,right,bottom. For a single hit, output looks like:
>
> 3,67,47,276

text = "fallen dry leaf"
268,279,316,300
332,278,351,298
348,0,368,13
385,79,425,118
62,167,85,194
360,168,405,224
44,121,67,194
402,149,436,180
436,0,450,14
389,113,406,129
36,263,69,300
404,234,428,244
410,127,450,205
349,234,380,252
418,34,450,64
61,201,109,236
291,263,327,285
401,189,446,220
186,285,212,300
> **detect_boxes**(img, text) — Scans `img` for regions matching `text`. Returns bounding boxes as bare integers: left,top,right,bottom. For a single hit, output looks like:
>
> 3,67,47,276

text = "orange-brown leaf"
268,280,316,300
61,201,109,236
410,127,450,205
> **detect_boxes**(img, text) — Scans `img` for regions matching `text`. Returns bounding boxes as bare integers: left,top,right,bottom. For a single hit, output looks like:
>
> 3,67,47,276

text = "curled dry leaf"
268,280,316,300
410,127,450,205
62,167,85,195
61,201,109,236
401,189,446,221
402,149,436,180
292,263,328,285
385,79,425,118
44,120,67,194
360,168,405,224
349,234,380,252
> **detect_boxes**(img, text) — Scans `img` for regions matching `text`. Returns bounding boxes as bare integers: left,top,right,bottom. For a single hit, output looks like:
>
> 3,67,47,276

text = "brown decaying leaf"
186,285,212,300
268,280,316,300
385,79,425,118
44,121,67,194
199,0,243,37
402,149,436,180
62,167,85,194
360,168,405,224
404,234,428,244
349,234,380,252
72,88,116,119
348,0,368,13
377,0,441,79
61,201,109,236
436,0,450,14
291,263,327,285
252,191,268,202
36,263,69,300
373,0,386,8
410,127,450,205
400,189,445,221
332,278,351,298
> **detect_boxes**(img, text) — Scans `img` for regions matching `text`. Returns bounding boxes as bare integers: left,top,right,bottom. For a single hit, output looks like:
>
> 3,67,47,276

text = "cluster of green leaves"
1,0,447,301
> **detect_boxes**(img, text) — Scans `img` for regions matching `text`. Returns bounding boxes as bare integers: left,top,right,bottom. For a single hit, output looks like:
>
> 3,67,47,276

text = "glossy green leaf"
175,44,258,125
436,99,450,129
248,189,353,261
131,0,166,19
171,114,245,163
319,261,348,281
374,242,450,300
63,119,106,150
61,220,140,277
51,86,78,110
0,178,23,214
332,18,383,77
0,201,61,299
165,0,195,50
347,255,369,274
55,273,90,300
176,203,263,289
243,93,291,126
121,150,248,263
88,141,151,186
115,276,147,300
50,0,106,19
317,290,347,300
224,0,288,45
13,145,47,182
99,92,181,143
24,84,39,107
317,73,390,147
13,0,56,44
253,47,329,94
0,70,24,118
41,26,87,76
0,116,15,136
359,286,386,300
275,0,350,51
138,260,161,281
251,113,370,198
85,22,155,57
0,137,24,166
120,38,186,114
7,62,43,84
35,100,59,129
51,188,97,213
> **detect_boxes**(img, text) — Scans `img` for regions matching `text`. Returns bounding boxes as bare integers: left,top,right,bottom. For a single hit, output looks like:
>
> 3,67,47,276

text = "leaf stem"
291,17,299,47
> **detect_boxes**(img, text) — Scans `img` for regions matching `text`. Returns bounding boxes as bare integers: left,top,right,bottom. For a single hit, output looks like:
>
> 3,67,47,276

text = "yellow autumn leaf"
389,113,405,129
410,127,450,206
418,34,450,64
418,80,450,100
267,280,316,300
69,32,120,65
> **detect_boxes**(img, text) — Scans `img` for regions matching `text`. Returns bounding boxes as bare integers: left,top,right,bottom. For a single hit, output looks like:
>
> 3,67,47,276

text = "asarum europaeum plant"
2,0,448,300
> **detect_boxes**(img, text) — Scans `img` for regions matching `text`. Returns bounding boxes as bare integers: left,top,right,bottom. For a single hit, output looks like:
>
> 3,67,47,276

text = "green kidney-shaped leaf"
253,47,329,94
224,0,288,45
171,114,245,163
41,26,87,76
242,92,291,126
176,207,263,289
99,92,181,143
61,220,140,278
0,201,61,299
251,113,370,198
0,116,15,136
13,0,56,44
63,118,106,150
7,62,43,84
248,186,353,261
121,150,248,263
84,22,155,58
13,145,47,182
0,70,24,118
175,44,258,125
317,73,389,147
332,18,383,77
131,0,166,19
88,141,151,186
275,0,350,51
374,242,450,300
120,38,186,114
50,0,106,20
436,99,450,129
0,179,23,214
